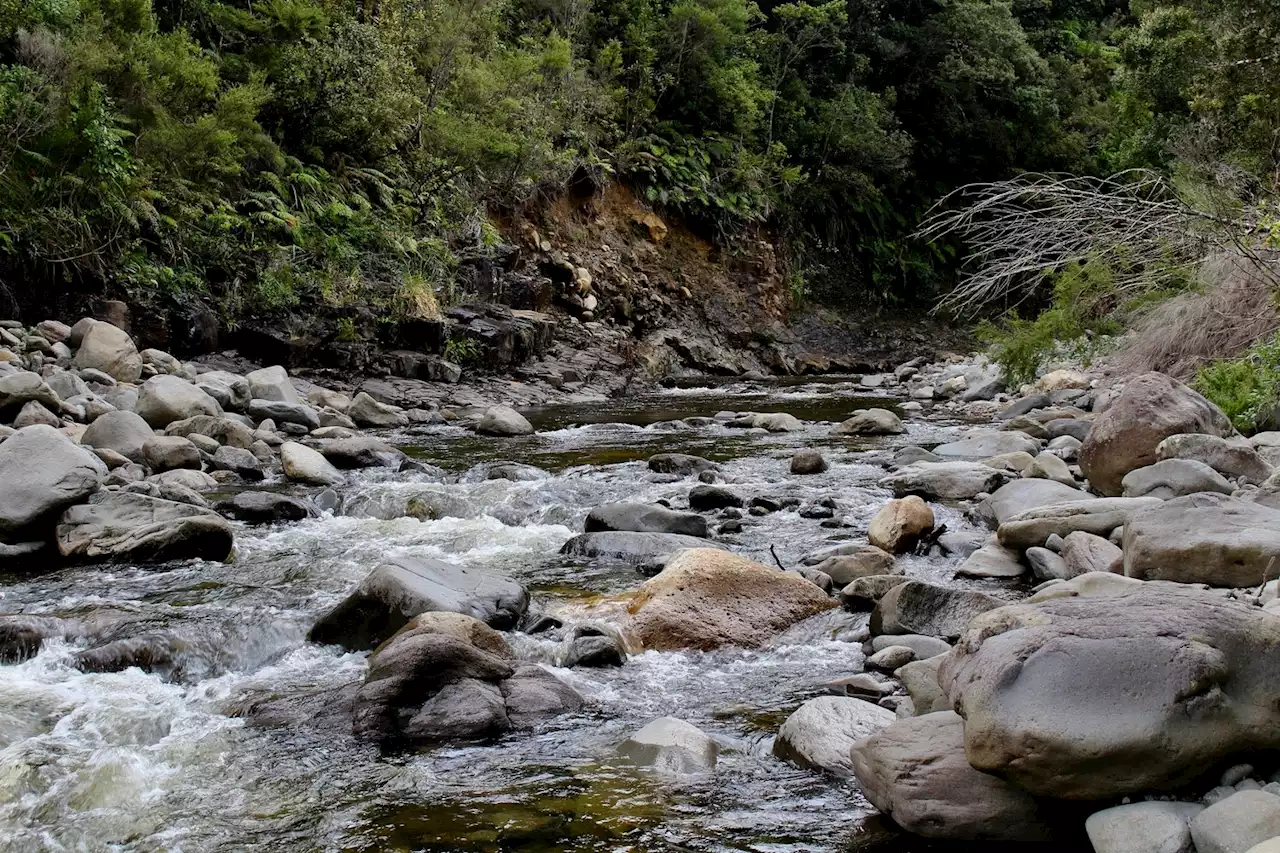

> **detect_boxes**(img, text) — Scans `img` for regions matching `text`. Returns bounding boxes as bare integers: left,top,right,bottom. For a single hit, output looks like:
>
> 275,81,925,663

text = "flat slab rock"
870,580,1004,642
56,490,233,563
1123,493,1280,587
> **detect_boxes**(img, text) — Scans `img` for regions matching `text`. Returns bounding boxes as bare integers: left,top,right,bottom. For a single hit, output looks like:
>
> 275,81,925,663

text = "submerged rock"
585,502,708,537
216,491,314,524
647,453,717,476
619,717,718,773
559,530,718,565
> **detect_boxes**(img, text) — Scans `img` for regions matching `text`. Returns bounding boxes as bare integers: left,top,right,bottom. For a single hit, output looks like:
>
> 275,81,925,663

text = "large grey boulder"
216,491,312,524
811,546,897,585
585,502,708,538
14,400,61,428
1081,372,1235,496
1157,433,1273,485
897,655,949,715
1192,791,1280,853
879,462,1010,500
280,441,343,486
1086,801,1203,853
80,410,155,463
45,371,90,402
648,453,716,475
851,711,1057,840
870,581,1004,641
955,539,1025,579
194,370,251,411
773,697,895,776
135,375,222,428
73,320,141,383
978,479,1092,527
309,554,529,649
1124,493,1280,587
1122,458,1235,499
0,425,106,539
619,717,718,773
56,490,233,562
476,405,534,436
939,584,1280,799
348,392,409,428
932,430,1039,459
246,365,301,405
997,497,1162,551
141,436,201,472
314,436,404,469
165,415,255,449
1061,530,1123,576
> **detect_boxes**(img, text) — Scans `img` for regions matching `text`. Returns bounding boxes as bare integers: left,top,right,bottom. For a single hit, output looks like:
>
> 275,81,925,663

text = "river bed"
0,379,1035,853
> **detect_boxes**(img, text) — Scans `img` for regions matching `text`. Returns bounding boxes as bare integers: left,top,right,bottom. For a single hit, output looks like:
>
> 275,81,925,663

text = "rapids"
0,379,1025,853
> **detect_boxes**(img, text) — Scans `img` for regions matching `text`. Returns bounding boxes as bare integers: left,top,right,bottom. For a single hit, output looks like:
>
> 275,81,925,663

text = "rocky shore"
4,314,1280,852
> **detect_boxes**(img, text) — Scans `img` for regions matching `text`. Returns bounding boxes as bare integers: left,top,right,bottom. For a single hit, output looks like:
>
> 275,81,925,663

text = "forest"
0,0,1276,342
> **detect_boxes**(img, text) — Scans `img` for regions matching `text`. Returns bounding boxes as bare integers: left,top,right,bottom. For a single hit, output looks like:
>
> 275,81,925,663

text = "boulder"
997,497,1162,551
897,655,949,715
0,371,62,418
851,711,1057,840
246,400,320,431
688,484,743,510
1086,801,1203,853
1122,458,1235,499
955,539,1025,579
939,584,1280,799
648,453,717,476
752,412,803,432
56,490,233,562
870,581,1003,641
211,445,266,480
867,496,934,554
932,430,1040,459
1061,530,1123,576
1157,433,1273,486
1191,791,1280,853
216,491,313,524
0,425,106,539
562,625,626,668
307,387,351,413
13,400,61,428
1081,373,1235,496
44,371,90,403
619,717,718,773
1123,493,1280,587
1023,451,1076,486
246,365,301,404
812,546,896,586
135,375,222,428
309,554,529,650
839,575,907,610
348,392,409,428
585,502,708,538
141,435,201,472
893,447,942,467
628,548,836,651
560,531,719,565
476,405,534,436
314,436,404,469
281,441,343,486
73,320,141,383
164,415,255,449
834,409,904,435
194,371,251,411
1026,546,1070,581
773,697,895,775
978,479,1092,527
790,449,828,475
880,462,1010,500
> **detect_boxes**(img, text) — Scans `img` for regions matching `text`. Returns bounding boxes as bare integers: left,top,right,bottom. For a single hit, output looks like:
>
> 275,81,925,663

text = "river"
0,379,1039,853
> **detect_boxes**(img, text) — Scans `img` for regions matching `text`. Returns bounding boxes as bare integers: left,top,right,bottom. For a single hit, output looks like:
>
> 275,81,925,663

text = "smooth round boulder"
1191,791,1280,853
280,441,343,486
142,436,202,472
0,425,107,539
619,717,718,773
834,408,904,435
348,392,409,428
135,375,222,428
476,405,534,436
1086,801,1203,853
73,320,141,383
867,496,934,554
246,365,301,405
773,696,895,775
790,449,828,475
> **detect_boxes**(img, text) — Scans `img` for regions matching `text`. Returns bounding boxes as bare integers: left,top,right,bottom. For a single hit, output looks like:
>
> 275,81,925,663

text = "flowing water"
0,379,1028,853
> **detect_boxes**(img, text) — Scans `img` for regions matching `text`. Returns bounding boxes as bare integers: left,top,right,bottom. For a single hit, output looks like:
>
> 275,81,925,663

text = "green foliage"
444,335,483,365
1194,333,1280,434
978,258,1123,387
